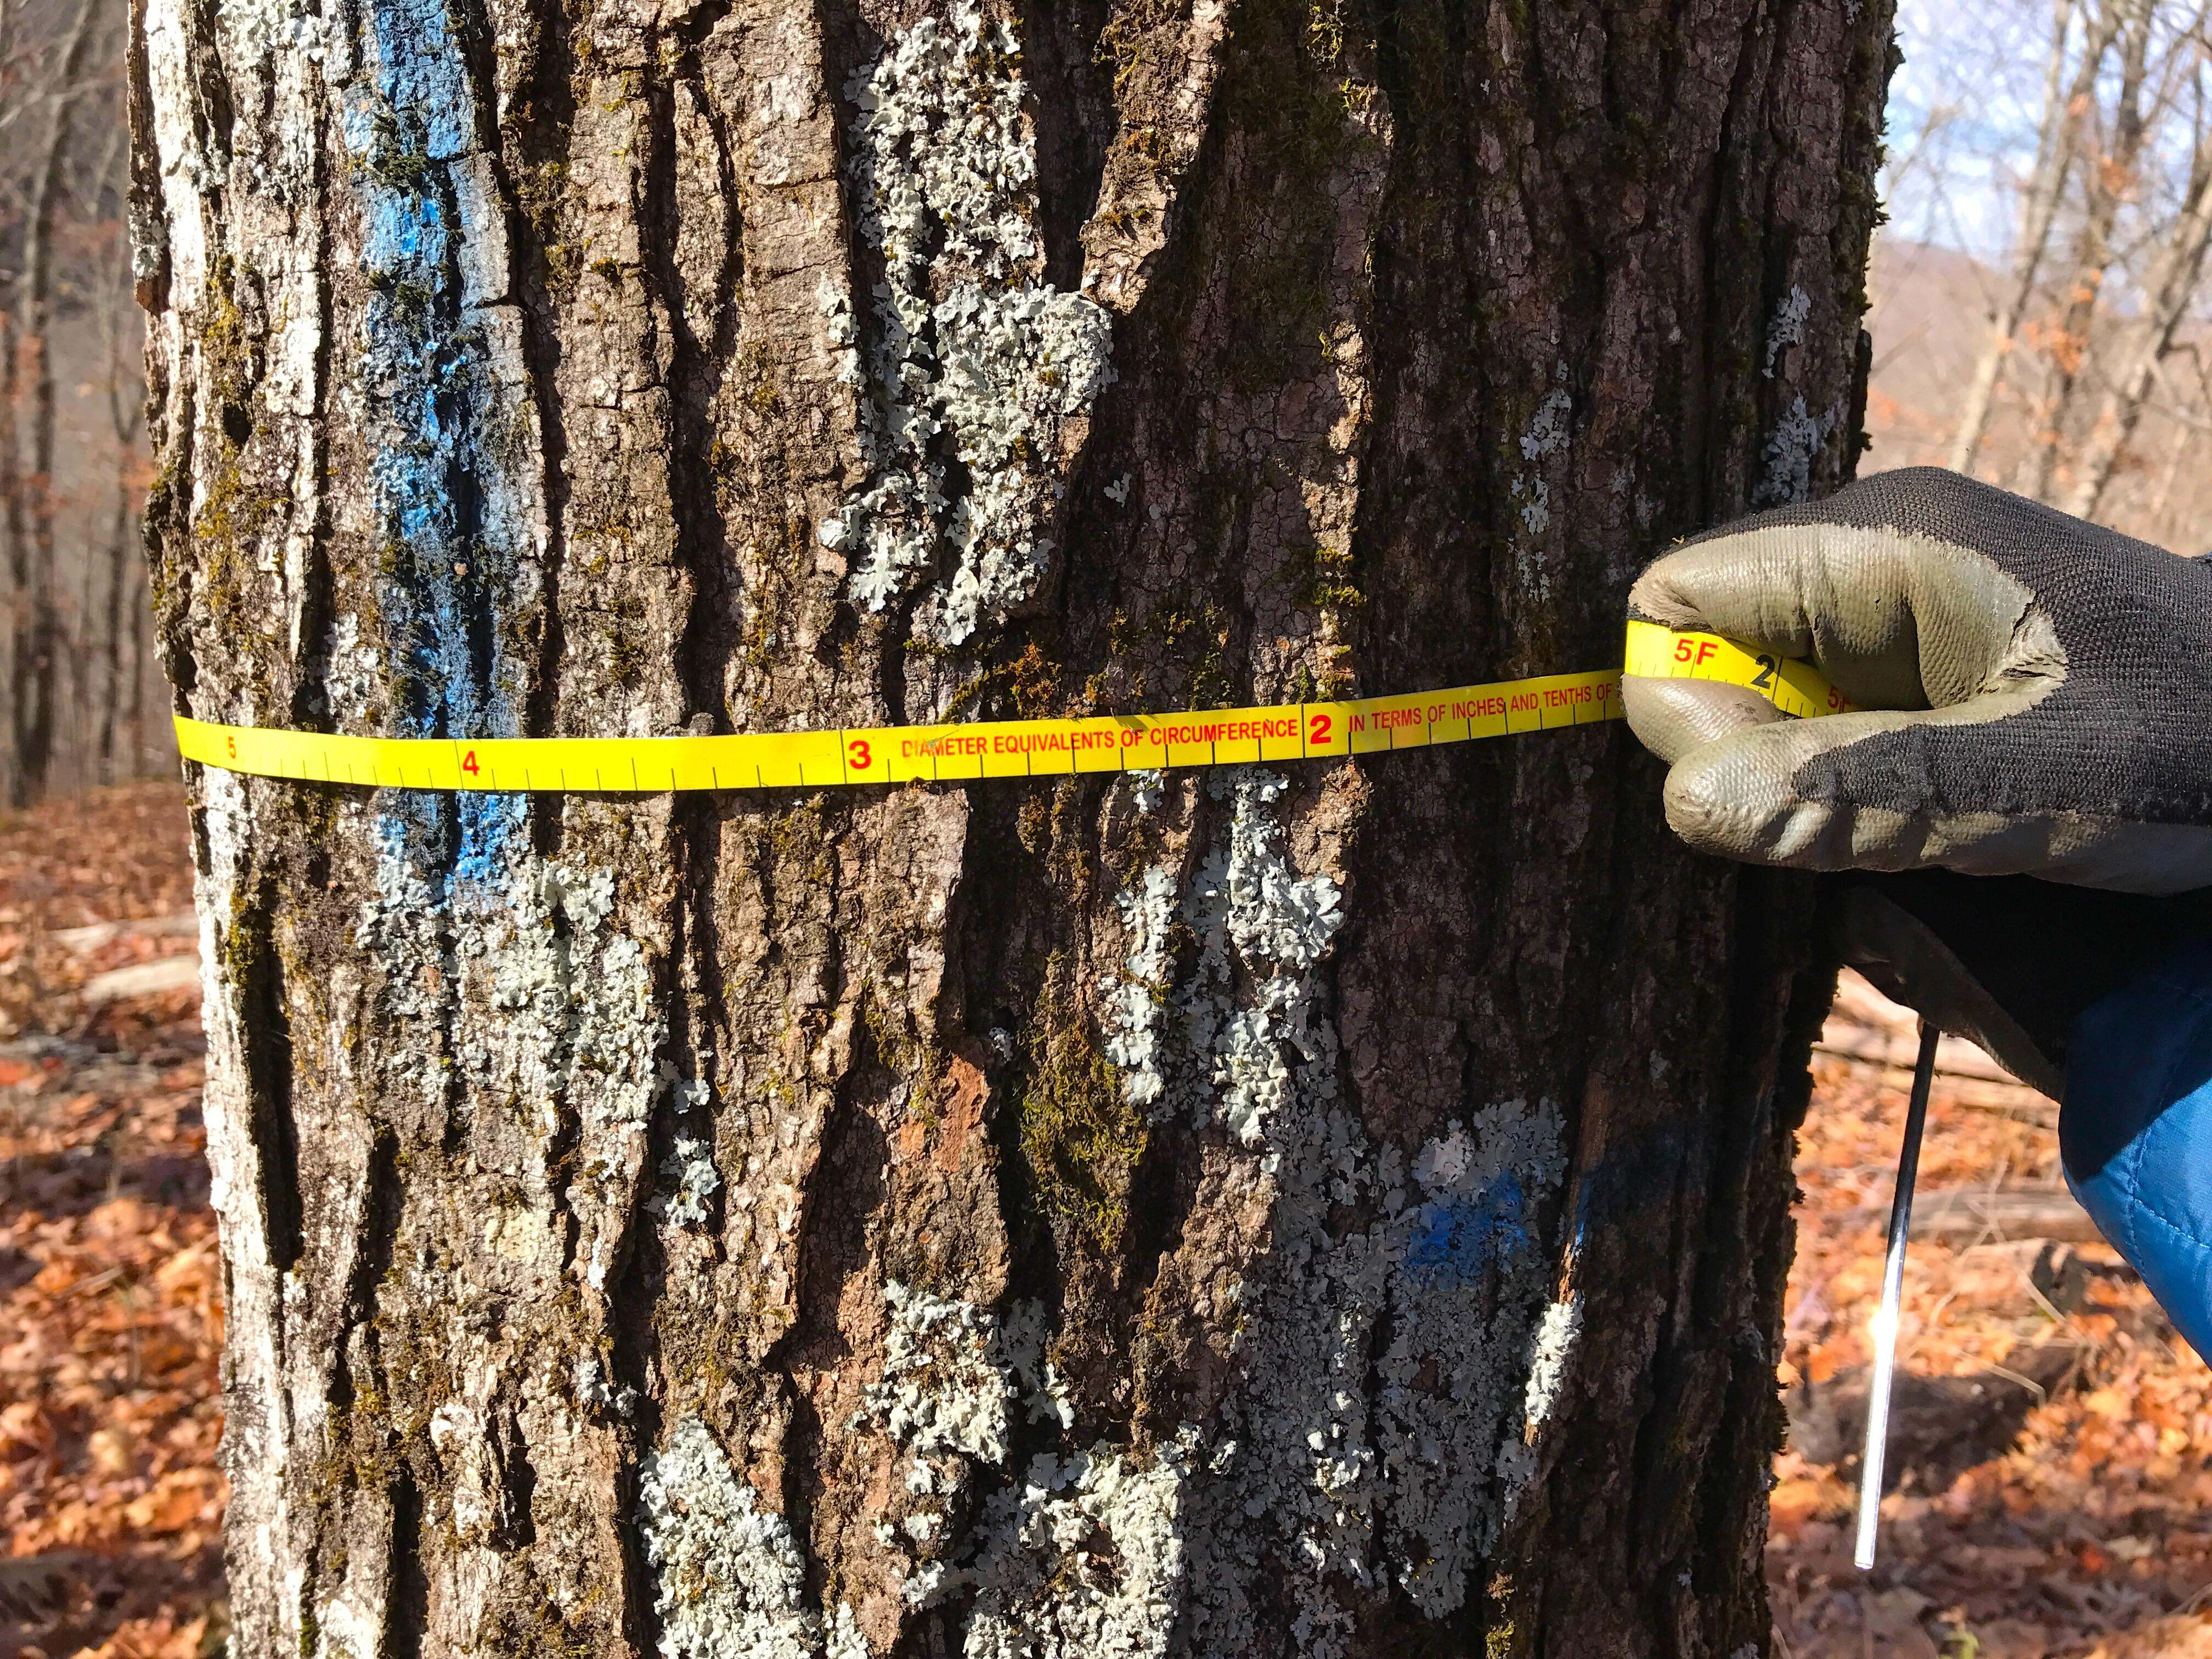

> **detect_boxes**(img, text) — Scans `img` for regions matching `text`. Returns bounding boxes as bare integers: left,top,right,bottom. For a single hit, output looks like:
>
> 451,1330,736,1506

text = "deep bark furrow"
240,902,305,1273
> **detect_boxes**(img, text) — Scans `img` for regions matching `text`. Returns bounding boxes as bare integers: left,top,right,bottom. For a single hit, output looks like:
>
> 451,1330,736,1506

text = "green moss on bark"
1014,952,1147,1250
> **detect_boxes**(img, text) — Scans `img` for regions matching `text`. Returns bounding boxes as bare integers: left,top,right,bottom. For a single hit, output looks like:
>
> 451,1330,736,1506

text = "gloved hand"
1623,466,2212,1358
1623,465,2212,1089
1623,466,2212,895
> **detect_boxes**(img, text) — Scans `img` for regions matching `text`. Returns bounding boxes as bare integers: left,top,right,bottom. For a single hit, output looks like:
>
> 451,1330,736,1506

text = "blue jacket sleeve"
2062,938,2212,1362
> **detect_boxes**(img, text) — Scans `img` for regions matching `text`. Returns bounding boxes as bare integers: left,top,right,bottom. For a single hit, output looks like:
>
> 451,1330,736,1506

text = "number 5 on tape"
1621,620,1852,720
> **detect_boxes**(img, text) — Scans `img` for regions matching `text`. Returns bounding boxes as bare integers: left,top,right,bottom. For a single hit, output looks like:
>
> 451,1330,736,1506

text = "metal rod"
1854,1018,1940,1572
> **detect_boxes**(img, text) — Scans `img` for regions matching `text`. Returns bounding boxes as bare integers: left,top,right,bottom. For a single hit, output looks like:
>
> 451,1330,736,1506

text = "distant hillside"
1862,238,2003,474
1858,234,2211,551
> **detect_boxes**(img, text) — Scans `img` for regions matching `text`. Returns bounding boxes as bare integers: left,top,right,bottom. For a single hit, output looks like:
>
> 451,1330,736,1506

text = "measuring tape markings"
1621,619,1856,719
173,624,1846,792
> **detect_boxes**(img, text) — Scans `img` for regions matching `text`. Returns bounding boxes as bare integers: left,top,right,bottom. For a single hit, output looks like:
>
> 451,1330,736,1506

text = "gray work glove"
1623,467,2212,1093
1626,466,2212,893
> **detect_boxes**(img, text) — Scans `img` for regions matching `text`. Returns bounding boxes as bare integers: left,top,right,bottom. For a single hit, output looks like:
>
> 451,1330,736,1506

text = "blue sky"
1883,0,2053,258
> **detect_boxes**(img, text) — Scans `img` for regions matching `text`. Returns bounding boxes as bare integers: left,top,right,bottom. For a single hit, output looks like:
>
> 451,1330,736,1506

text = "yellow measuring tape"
1621,619,1855,719
172,623,1848,793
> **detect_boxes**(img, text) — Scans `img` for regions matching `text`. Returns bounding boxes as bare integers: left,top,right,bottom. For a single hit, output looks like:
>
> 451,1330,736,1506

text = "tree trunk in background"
99,208,148,785
1947,0,2111,478
9,0,103,806
0,0,23,814
132,0,1891,1654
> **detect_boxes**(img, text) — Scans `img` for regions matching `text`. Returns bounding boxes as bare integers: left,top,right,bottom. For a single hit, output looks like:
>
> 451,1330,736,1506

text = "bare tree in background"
10,0,106,806
1897,0,2212,537
2019,0,2170,497
0,0,163,806
87,124,148,783
1948,0,2128,473
0,0,25,806
2067,115,2212,511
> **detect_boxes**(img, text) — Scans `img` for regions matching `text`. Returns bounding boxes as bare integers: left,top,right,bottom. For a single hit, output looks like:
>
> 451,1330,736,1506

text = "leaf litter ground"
0,783,2205,1657
1775,988,2212,1657
1,784,217,1658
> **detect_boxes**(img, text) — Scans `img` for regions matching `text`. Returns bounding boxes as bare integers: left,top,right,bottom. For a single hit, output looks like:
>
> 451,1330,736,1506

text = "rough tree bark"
132,0,1892,1655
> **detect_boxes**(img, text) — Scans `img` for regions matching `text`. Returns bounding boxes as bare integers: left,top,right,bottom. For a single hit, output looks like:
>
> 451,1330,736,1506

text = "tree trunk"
96,116,148,787
99,307,147,783
131,1,1892,1655
0,0,22,814
9,0,103,806
1946,0,2117,477
2022,0,2155,502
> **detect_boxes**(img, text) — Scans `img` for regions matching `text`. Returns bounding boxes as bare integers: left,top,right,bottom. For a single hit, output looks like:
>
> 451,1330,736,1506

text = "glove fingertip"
1625,556,1706,631
1623,676,1781,765
1659,724,1858,869
1660,742,1770,857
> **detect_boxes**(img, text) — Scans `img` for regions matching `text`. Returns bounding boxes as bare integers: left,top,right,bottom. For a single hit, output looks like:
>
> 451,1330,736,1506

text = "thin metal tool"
1854,1018,1940,1572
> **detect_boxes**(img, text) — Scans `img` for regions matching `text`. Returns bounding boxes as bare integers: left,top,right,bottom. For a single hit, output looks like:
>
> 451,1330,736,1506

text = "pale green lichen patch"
820,2,1116,644
963,1432,1199,1659
639,1417,831,1659
844,1284,1071,1611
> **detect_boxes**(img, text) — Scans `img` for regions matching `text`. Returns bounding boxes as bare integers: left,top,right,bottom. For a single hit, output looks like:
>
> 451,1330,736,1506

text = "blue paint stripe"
348,0,524,888
1405,1172,1528,1288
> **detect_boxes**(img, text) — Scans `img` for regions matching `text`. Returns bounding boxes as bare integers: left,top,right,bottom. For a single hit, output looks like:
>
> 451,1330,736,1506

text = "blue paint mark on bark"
345,0,524,889
1405,1173,1527,1287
